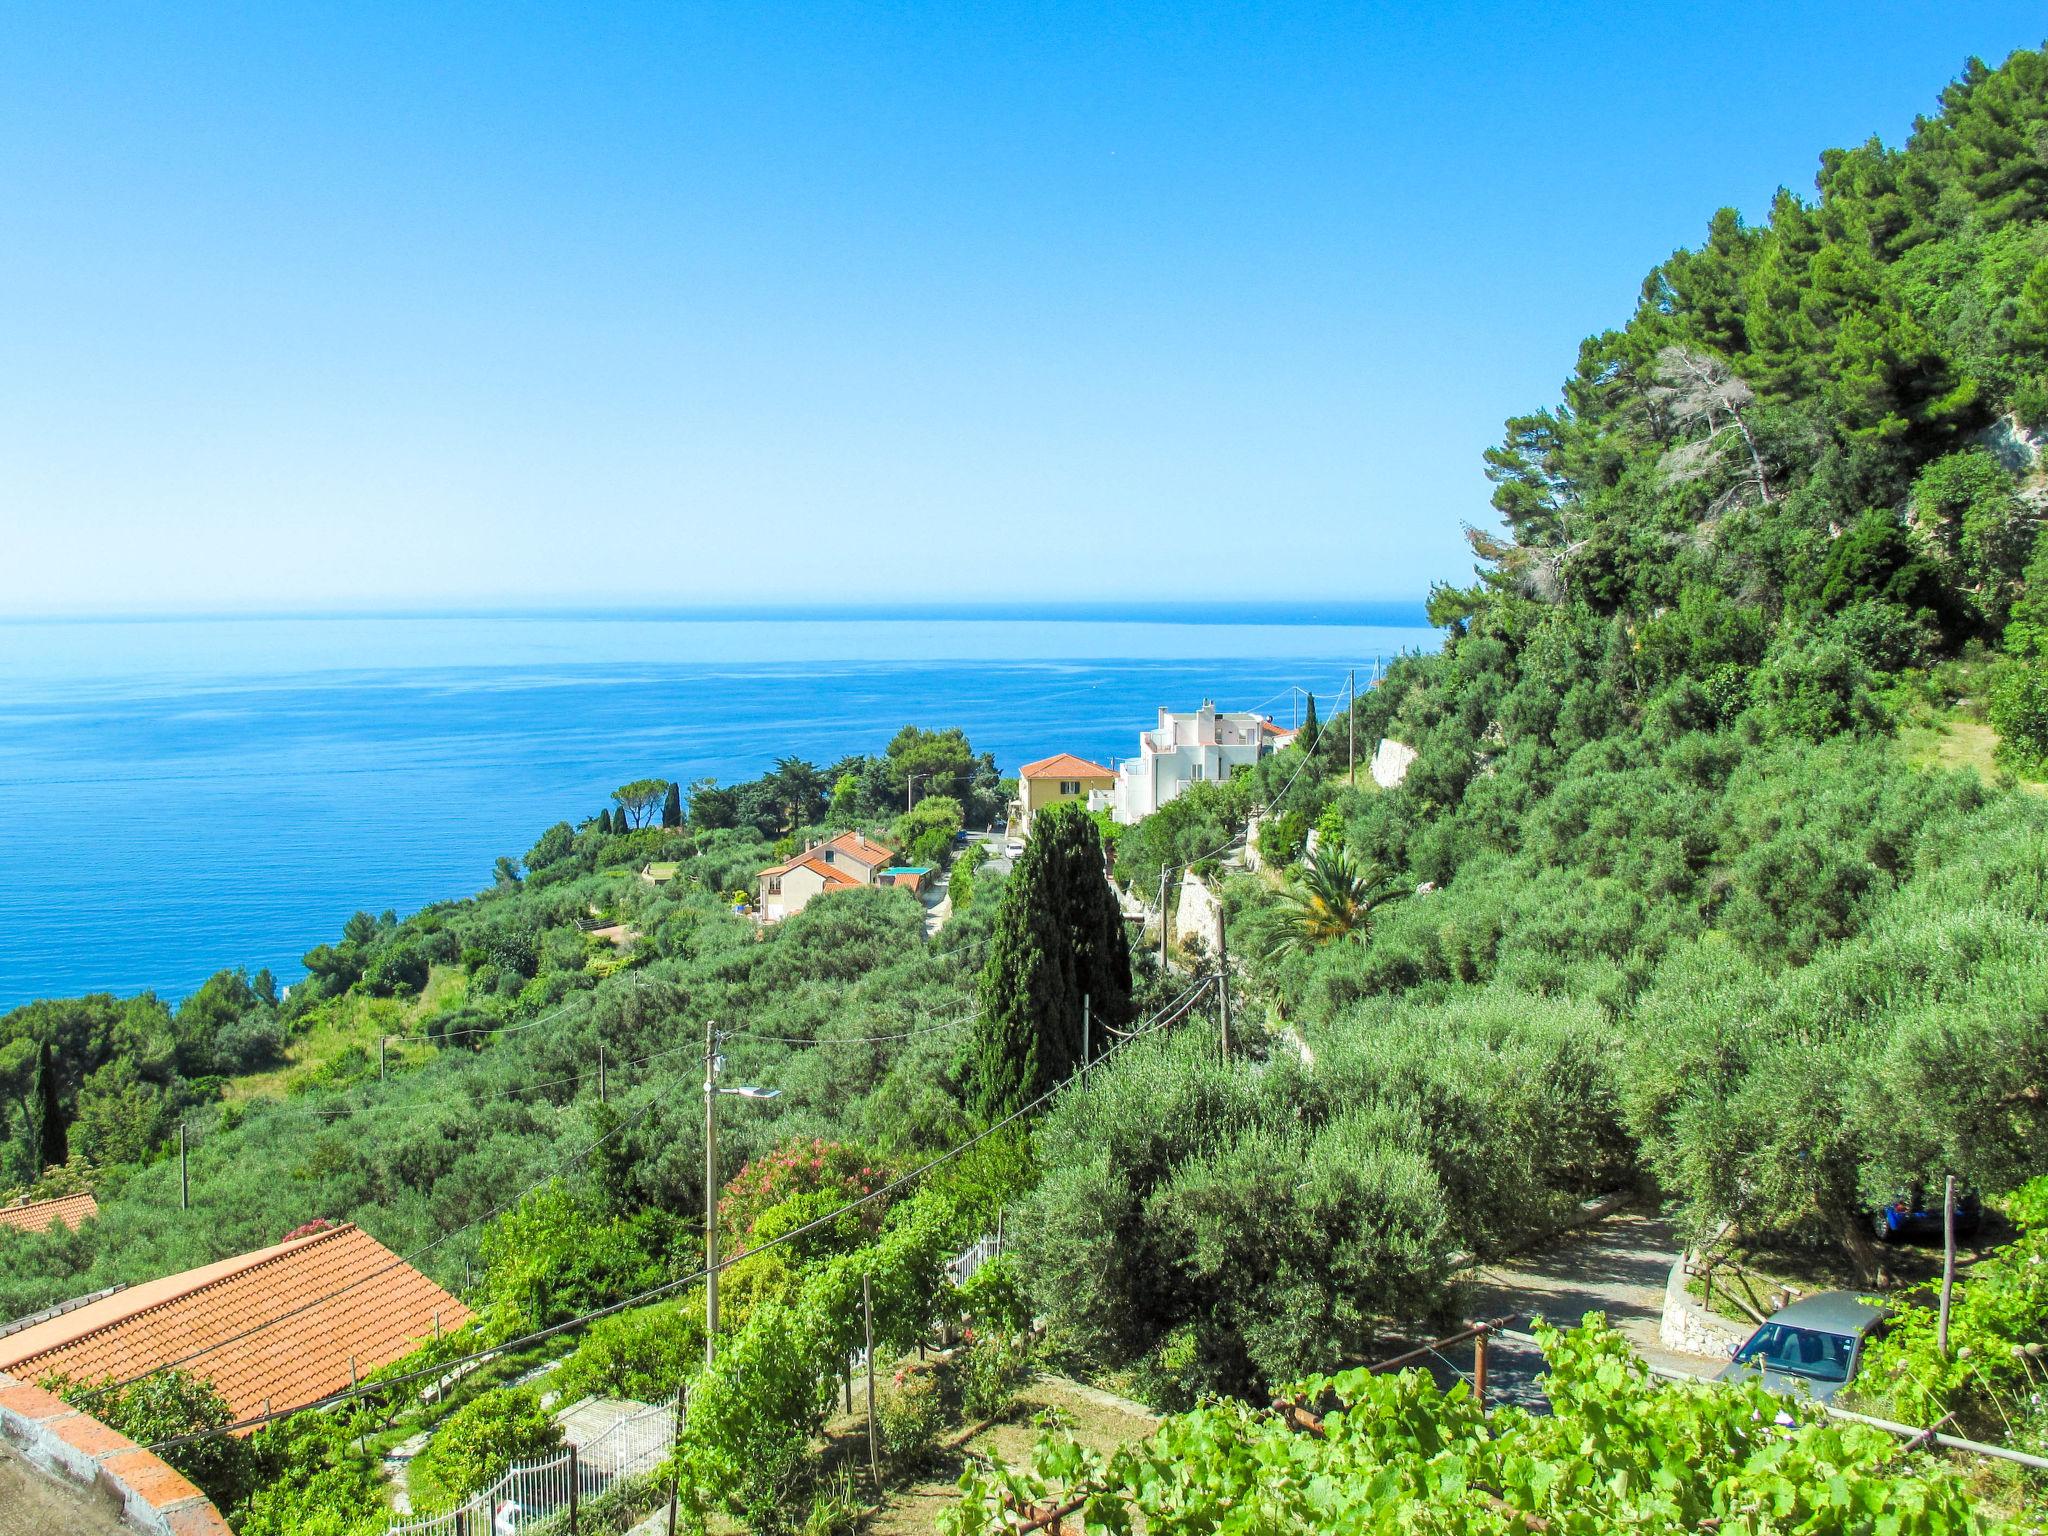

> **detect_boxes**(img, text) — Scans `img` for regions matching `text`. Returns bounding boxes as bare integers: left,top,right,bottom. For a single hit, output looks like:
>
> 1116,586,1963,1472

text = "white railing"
388,1394,679,1535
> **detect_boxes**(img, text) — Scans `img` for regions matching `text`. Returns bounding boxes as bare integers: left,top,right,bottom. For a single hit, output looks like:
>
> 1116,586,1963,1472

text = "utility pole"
378,1035,387,1081
1157,867,1170,971
1081,993,1091,1072
1938,1173,1957,1357
598,1045,607,1106
703,1019,720,1366
178,1124,189,1210
862,1274,879,1492
1347,668,1356,785
1217,911,1231,1062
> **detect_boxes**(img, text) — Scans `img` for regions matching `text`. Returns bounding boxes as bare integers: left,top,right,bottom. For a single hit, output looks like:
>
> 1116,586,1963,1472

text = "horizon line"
2,596,1439,628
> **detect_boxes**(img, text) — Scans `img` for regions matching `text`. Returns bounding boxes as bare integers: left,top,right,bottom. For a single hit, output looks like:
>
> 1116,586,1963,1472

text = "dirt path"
1439,1207,1709,1410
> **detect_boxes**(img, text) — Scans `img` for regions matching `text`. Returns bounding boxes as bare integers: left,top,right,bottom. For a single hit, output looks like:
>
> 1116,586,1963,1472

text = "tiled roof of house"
759,832,895,880
1019,753,1112,780
1259,720,1297,738
0,1191,97,1236
760,852,863,889
818,830,893,867
0,1223,468,1423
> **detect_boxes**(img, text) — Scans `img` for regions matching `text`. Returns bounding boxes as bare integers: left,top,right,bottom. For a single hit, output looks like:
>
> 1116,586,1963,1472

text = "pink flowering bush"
718,1138,897,1255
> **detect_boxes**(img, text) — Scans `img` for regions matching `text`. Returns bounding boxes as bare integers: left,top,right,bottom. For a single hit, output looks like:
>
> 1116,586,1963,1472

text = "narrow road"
1442,1208,1713,1412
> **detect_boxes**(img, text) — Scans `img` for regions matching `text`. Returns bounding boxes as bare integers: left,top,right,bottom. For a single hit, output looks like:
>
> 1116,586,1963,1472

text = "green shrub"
876,1370,948,1470
409,1386,562,1513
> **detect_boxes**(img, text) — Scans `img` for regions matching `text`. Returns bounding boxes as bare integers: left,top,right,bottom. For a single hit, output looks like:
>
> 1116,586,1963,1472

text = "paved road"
1415,1209,1713,1413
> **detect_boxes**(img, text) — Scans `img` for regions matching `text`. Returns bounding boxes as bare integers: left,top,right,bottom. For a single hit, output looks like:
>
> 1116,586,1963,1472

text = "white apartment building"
1106,701,1293,823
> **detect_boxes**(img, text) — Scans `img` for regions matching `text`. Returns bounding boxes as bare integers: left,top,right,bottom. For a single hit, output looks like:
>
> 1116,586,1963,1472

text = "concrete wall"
0,1369,232,1534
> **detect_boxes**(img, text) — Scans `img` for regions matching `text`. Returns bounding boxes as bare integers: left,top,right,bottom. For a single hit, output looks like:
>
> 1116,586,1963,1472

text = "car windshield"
1733,1322,1855,1382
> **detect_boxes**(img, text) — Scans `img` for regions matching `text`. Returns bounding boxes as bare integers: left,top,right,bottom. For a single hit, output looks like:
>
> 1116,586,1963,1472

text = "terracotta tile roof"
0,1223,468,1423
1019,753,1113,780
817,830,893,867
1260,720,1296,738
0,1192,97,1236
759,832,894,881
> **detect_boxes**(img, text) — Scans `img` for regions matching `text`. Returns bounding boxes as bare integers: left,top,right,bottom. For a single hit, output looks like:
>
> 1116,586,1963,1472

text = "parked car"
1716,1291,1889,1404
1876,1186,1982,1245
1005,837,1025,858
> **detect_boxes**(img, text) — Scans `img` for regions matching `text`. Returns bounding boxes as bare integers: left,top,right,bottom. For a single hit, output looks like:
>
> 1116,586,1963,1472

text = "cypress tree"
661,781,683,829
969,803,1133,1120
34,1041,66,1173
601,808,617,835
1301,690,1319,743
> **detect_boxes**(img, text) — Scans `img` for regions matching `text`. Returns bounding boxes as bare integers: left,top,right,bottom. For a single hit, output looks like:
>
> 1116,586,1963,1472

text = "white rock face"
1370,737,1418,790
1176,870,1223,957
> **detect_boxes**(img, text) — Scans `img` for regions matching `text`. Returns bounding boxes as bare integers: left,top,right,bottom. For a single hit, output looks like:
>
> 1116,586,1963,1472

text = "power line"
117,1071,680,1390
138,975,1217,1454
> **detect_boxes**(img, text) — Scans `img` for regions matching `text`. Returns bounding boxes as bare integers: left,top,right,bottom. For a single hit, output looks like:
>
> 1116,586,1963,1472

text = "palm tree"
1267,843,1405,958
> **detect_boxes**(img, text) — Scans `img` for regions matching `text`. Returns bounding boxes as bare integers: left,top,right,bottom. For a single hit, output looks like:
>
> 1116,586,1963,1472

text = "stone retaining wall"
0,1368,232,1534
1658,1254,1750,1361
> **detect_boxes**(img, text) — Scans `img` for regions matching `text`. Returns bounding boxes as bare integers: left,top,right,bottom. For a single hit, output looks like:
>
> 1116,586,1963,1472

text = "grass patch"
224,965,469,1104
1898,713,2048,796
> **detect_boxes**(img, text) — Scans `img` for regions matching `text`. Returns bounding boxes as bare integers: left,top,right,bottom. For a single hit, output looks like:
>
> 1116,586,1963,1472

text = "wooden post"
843,1361,853,1415
568,1444,579,1533
665,1469,679,1536
179,1124,189,1210
704,1019,720,1366
433,1310,441,1341
379,1035,387,1080
863,1273,879,1492
1938,1174,1957,1358
1216,913,1230,1062
1081,993,1090,1071
1157,867,1170,970
996,1205,1005,1255
1347,667,1356,784
1473,1327,1488,1413
598,1044,607,1105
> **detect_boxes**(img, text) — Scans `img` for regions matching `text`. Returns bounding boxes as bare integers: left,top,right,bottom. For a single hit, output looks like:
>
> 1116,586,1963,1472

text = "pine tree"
969,803,1132,1120
661,781,683,829
34,1041,67,1174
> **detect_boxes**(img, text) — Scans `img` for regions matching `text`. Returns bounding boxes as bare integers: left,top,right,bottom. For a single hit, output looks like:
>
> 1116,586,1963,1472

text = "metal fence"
388,1394,679,1535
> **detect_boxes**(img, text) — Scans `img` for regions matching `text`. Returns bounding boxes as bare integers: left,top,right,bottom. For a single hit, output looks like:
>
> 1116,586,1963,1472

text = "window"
1193,761,1206,781
767,877,782,895
1059,780,1079,795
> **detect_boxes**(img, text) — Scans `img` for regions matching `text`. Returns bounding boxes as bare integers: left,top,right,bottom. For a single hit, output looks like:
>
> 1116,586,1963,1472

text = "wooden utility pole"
1473,1326,1489,1412
378,1035,387,1080
1938,1174,1957,1357
1217,914,1231,1062
178,1124,189,1210
862,1274,880,1491
1347,668,1356,785
704,1020,720,1365
1157,868,1170,971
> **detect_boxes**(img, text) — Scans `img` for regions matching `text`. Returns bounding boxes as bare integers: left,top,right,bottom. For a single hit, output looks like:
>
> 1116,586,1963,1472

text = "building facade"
1108,702,1291,823
1015,753,1114,833
756,830,897,922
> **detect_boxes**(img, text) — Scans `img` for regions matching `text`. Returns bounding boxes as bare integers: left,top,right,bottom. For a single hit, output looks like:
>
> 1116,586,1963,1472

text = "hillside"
8,41,2048,1536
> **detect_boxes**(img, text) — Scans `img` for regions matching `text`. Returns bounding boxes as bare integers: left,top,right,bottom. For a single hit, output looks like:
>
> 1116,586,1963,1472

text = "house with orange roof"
755,830,897,922
0,1190,98,1237
0,1221,468,1425
1014,753,1114,834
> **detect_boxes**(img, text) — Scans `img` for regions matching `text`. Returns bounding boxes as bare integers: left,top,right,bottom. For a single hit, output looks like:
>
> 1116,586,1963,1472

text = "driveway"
1438,1208,1708,1411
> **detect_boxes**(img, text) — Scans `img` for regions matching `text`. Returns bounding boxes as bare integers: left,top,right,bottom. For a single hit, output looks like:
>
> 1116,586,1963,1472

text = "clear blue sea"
0,605,1437,1008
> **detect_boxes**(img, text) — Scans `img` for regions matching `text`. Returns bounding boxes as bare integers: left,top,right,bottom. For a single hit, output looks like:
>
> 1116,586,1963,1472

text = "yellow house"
1015,754,1114,834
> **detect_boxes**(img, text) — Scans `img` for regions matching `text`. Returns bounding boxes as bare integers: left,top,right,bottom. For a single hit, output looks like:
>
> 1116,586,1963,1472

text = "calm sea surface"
0,606,1436,1008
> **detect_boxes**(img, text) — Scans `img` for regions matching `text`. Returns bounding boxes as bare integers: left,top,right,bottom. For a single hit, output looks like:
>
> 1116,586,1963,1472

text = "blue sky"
3,4,2043,616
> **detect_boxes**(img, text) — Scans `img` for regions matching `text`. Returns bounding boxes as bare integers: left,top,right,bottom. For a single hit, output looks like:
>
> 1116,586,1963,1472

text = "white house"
1107,701,1292,823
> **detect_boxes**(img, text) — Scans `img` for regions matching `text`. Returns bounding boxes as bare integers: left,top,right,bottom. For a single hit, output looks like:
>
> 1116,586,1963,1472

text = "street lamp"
703,1021,780,1367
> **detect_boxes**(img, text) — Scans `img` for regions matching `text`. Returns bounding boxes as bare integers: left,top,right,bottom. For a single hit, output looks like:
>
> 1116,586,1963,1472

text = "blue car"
1876,1187,1982,1245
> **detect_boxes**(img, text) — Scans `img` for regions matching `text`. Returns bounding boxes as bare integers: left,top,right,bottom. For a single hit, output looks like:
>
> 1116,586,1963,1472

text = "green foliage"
1266,842,1405,958
54,1369,260,1514
718,1138,895,1258
235,1410,387,1536
477,1181,679,1336
947,1318,2003,1534
1851,1176,2048,1447
612,779,673,830
891,792,963,869
969,803,1132,1120
409,1386,562,1513
552,1301,704,1404
1988,659,2048,773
